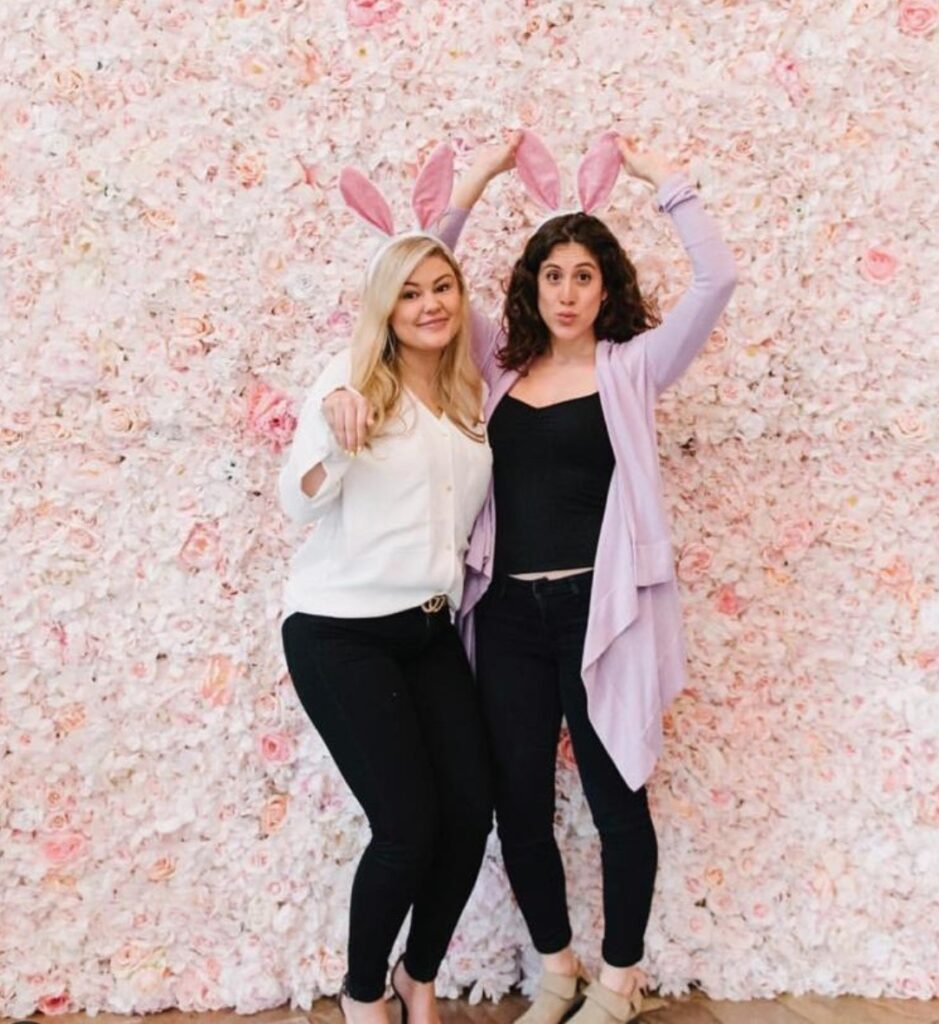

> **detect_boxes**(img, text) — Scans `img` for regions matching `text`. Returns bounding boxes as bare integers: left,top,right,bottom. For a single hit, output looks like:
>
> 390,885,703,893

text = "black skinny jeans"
282,604,492,1001
474,572,658,967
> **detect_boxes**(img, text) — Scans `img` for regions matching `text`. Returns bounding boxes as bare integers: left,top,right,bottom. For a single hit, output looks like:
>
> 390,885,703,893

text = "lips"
418,317,450,328
555,313,577,324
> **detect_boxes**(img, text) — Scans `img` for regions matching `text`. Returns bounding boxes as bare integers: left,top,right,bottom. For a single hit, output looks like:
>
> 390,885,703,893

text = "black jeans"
474,572,657,967
282,605,492,1001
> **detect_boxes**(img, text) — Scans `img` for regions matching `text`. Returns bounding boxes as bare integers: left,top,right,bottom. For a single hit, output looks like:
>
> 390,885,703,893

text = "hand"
322,386,373,455
469,130,522,182
615,136,679,190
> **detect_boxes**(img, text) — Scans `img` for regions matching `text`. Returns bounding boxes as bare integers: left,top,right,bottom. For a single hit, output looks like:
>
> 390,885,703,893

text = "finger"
323,398,342,443
355,399,369,451
342,402,358,454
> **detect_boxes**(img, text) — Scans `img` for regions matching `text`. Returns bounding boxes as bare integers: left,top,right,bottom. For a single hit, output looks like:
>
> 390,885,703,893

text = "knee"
371,806,439,874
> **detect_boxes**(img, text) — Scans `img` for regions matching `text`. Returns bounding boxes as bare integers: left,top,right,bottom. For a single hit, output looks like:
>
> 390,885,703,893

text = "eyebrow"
402,272,456,287
542,262,598,271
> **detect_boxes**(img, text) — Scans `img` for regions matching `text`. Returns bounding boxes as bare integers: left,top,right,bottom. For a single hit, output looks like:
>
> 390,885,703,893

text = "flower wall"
1,0,937,1015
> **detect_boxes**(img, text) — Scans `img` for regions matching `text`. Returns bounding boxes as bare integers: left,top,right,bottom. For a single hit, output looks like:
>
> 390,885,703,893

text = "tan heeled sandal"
514,964,591,1024
564,980,666,1024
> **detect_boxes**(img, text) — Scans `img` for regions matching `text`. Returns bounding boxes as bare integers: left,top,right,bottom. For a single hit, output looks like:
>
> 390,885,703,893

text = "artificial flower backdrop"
1,0,937,1015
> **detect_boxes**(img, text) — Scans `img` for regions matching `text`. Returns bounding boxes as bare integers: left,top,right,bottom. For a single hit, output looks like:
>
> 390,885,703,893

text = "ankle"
597,964,645,998
340,990,390,1024
542,947,580,977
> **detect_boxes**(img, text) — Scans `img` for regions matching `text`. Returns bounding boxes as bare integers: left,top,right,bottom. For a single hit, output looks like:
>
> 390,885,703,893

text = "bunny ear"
516,130,562,211
339,167,395,235
411,143,455,229
577,131,622,214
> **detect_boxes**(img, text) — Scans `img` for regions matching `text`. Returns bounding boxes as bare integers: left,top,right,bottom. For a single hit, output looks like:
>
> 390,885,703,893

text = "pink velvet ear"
516,130,562,211
339,167,395,235
411,144,455,229
577,132,622,214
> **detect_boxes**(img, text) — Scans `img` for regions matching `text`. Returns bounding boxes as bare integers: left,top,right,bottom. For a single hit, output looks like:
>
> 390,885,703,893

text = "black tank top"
489,392,615,575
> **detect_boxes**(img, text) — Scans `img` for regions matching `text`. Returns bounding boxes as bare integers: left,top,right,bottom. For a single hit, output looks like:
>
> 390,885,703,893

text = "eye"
577,272,594,284
545,270,561,283
401,290,419,301
435,281,453,293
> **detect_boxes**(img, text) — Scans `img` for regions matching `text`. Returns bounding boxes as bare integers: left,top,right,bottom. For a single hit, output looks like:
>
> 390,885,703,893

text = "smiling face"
388,253,463,355
536,242,607,345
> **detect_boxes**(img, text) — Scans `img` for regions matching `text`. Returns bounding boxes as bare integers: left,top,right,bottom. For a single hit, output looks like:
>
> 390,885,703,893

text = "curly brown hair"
500,213,660,371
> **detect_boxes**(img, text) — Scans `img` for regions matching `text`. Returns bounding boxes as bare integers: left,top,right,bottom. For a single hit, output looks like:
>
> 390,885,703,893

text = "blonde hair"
350,235,485,443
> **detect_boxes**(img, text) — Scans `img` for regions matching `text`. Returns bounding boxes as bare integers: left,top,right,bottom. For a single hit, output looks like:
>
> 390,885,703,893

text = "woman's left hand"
451,131,522,211
615,136,680,189
469,130,523,183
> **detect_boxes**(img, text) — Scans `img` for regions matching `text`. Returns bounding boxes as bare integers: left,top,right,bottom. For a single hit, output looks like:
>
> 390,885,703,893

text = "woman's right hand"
322,386,373,455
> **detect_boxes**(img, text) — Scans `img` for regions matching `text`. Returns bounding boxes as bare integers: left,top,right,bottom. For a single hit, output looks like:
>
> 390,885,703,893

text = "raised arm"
616,140,738,395
278,351,353,525
431,138,520,377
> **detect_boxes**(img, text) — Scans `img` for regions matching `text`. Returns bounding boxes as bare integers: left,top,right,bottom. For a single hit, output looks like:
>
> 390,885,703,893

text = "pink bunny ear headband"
339,143,456,280
515,129,623,222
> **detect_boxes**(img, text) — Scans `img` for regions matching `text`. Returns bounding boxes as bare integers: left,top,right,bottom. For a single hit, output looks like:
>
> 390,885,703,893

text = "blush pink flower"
37,993,71,1015
260,793,289,834
859,247,898,283
245,380,298,453
346,0,401,29
556,728,577,769
772,53,808,106
714,583,744,617
202,654,235,707
898,0,937,35
148,856,177,881
41,833,87,865
178,522,222,572
259,731,296,764
677,542,714,583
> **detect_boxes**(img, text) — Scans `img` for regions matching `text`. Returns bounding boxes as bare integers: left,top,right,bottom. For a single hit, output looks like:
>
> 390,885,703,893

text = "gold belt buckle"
420,595,447,614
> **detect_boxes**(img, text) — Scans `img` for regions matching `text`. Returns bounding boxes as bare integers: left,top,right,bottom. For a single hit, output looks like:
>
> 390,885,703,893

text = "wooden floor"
11,992,939,1024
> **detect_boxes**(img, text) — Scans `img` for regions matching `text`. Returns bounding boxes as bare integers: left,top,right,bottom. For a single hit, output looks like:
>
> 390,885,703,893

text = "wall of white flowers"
2,0,937,1015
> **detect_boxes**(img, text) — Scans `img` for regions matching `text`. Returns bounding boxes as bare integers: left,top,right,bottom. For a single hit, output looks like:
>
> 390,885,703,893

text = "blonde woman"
279,228,494,1024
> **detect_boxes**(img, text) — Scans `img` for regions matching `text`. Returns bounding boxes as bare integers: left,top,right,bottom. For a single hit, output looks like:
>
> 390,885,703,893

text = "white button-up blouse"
279,350,493,618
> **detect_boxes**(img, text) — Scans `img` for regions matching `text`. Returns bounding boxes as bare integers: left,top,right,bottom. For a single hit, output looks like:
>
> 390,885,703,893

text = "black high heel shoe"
390,956,409,1024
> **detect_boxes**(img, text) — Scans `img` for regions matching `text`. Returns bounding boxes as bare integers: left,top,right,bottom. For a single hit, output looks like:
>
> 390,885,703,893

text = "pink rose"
55,702,86,734
556,728,577,769
772,53,808,106
877,556,914,596
714,583,744,617
859,247,898,282
898,0,937,35
38,993,71,1015
179,522,222,572
677,542,713,583
259,731,296,764
202,654,235,707
148,856,177,881
346,0,401,29
245,380,298,453
260,793,289,834
232,151,266,188
42,833,87,864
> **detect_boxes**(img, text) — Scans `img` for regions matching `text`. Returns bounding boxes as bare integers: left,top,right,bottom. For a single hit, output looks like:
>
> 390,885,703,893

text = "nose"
559,279,575,305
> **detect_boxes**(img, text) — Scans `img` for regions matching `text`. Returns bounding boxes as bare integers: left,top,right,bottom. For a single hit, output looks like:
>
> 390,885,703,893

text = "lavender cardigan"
439,174,737,790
